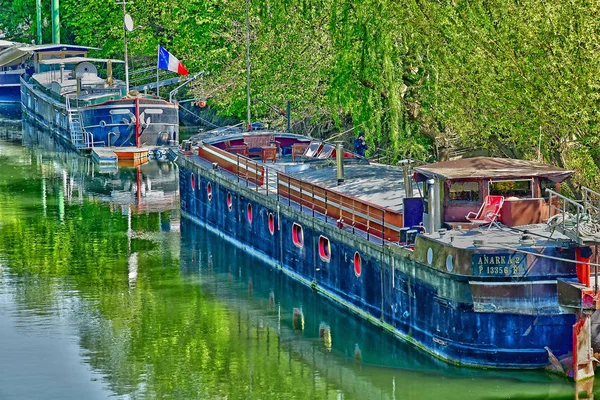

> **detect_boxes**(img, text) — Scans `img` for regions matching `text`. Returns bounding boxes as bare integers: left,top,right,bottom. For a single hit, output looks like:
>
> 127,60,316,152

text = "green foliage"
2,0,600,186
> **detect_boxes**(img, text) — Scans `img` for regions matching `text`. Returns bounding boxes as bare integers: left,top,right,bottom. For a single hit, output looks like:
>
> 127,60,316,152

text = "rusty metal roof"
414,157,573,182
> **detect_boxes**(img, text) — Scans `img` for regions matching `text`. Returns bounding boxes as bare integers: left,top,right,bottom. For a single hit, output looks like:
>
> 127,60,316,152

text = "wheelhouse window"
489,180,532,199
448,181,480,202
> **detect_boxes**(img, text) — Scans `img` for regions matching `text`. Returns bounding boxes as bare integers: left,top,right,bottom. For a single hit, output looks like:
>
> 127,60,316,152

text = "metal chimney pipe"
336,142,344,186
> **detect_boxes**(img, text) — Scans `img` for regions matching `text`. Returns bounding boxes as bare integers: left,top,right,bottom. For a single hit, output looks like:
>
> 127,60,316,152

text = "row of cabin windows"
448,179,558,203
191,173,363,275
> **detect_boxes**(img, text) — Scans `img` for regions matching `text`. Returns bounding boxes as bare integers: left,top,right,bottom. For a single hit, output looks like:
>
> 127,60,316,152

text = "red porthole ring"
319,236,331,262
190,173,195,191
227,192,232,211
268,213,275,235
207,182,212,201
354,252,362,277
292,223,304,248
247,203,253,223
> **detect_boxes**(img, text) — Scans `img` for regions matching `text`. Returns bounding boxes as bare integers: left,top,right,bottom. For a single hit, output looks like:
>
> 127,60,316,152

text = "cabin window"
318,236,331,262
190,173,195,190
354,252,362,277
247,203,253,224
227,192,232,211
268,213,275,235
292,223,304,248
448,181,480,202
207,182,212,201
540,180,557,198
489,180,532,199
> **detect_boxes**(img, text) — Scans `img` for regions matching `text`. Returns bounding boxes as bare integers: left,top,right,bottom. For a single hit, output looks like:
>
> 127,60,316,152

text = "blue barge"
0,40,27,105
19,44,178,150
173,132,600,376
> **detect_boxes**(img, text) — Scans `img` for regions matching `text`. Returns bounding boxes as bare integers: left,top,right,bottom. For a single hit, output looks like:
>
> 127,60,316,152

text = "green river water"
0,118,594,399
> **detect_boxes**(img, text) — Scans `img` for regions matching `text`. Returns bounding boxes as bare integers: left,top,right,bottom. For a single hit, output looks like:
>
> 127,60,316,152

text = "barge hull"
176,154,575,368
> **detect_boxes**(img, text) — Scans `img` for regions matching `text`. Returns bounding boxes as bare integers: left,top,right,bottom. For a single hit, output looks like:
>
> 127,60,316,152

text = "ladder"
68,110,87,148
65,95,90,148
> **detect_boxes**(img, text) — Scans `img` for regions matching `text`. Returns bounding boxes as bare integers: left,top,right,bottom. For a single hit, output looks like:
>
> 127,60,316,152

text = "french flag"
157,45,189,75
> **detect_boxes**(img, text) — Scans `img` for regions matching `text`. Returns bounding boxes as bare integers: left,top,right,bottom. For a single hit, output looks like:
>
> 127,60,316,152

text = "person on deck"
353,132,368,157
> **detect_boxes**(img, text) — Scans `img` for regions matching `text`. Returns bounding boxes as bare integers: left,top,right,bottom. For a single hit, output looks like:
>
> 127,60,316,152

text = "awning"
0,46,30,67
39,57,125,65
0,39,20,48
16,44,100,52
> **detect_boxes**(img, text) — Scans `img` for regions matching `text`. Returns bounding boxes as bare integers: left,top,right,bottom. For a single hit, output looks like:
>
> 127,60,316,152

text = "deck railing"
198,144,265,187
197,143,405,244
277,173,403,243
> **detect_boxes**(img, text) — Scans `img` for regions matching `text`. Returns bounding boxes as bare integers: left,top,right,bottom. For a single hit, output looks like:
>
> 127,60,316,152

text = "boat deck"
185,140,574,249
185,152,392,245
267,161,418,211
422,223,572,250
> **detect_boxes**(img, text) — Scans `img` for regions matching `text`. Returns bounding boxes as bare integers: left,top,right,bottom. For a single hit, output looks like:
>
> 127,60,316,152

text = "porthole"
292,223,304,248
354,252,362,277
227,192,232,211
247,203,253,224
268,213,275,235
207,182,212,201
427,248,433,265
319,236,331,262
446,254,454,272
190,173,195,190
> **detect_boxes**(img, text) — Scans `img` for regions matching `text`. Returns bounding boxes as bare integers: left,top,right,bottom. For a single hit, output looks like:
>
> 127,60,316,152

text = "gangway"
546,188,600,245
582,186,600,218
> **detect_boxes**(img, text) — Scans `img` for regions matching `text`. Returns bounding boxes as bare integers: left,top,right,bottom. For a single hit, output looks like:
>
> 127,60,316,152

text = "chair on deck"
466,195,505,230
225,140,248,156
291,143,310,162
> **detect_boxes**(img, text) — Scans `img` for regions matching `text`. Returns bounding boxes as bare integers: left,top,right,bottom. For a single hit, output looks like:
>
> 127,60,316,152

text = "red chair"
466,195,505,230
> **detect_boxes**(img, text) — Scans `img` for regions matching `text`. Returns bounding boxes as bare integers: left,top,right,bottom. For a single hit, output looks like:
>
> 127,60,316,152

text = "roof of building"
414,157,573,183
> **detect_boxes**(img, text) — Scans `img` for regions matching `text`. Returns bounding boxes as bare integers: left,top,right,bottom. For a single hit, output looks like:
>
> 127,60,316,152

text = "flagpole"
245,0,251,130
156,45,160,97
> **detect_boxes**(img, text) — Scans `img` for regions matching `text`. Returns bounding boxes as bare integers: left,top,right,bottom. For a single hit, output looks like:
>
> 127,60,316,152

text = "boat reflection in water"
21,119,179,217
0,103,21,121
179,218,585,400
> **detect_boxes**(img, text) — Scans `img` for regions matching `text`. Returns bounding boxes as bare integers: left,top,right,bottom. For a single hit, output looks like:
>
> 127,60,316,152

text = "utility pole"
51,0,60,43
286,100,290,132
36,0,42,44
116,0,132,94
245,0,251,130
